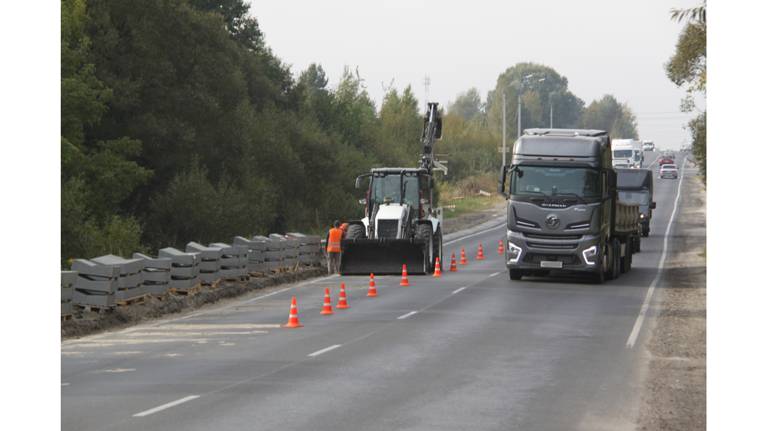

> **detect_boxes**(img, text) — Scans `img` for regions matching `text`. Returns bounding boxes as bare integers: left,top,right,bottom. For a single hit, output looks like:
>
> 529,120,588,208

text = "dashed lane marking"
133,395,200,418
308,344,342,357
397,311,418,320
452,287,467,295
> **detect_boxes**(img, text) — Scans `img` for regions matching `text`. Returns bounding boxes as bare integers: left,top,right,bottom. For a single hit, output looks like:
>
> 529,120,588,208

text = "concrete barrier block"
158,247,197,267
72,289,115,308
61,271,77,302
133,253,171,296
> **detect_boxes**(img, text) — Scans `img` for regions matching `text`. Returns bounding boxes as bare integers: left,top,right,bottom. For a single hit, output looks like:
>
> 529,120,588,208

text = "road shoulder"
637,169,706,430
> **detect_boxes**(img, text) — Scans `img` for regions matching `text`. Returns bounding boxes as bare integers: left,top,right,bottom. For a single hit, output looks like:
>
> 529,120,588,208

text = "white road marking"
626,157,687,349
126,331,267,337
488,271,500,278
308,344,342,357
452,287,467,295
98,368,136,373
113,351,143,356
61,382,70,387
152,323,281,331
444,222,506,245
397,311,419,320
133,395,200,417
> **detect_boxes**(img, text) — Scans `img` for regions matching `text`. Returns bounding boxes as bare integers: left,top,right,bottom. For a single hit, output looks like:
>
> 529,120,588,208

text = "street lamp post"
501,74,546,167
517,74,546,139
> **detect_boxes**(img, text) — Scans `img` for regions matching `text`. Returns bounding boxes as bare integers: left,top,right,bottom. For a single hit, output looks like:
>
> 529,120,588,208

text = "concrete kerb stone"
133,252,172,297
71,259,119,308
186,242,222,285
61,271,77,316
158,247,200,291
91,254,145,301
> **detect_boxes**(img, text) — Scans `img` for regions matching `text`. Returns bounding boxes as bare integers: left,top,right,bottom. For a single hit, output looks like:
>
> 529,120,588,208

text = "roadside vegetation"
61,0,641,265
667,1,707,182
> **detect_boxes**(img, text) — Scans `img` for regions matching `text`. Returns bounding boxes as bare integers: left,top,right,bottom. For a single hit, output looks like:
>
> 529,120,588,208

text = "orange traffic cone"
320,287,334,315
337,283,349,309
367,273,378,297
450,252,458,272
498,239,504,255
460,247,468,265
400,264,410,286
283,296,303,328
476,243,485,260
433,257,442,277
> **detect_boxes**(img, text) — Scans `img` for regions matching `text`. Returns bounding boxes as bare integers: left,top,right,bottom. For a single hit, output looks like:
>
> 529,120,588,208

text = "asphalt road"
62,151,693,431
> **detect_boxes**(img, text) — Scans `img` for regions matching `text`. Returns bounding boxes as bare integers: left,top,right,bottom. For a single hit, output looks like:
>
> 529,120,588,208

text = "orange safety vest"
327,227,343,253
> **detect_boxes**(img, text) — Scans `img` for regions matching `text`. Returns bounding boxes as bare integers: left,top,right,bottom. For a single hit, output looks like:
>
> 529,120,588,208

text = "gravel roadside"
637,170,706,430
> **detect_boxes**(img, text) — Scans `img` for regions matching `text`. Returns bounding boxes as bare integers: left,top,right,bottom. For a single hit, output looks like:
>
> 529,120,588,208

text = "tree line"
61,0,640,264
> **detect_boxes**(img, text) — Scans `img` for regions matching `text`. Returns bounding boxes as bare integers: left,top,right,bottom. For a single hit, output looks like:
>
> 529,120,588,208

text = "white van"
612,139,642,168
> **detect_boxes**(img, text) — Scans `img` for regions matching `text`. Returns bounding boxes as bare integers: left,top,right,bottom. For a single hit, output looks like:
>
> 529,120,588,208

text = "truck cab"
499,129,640,283
616,168,655,237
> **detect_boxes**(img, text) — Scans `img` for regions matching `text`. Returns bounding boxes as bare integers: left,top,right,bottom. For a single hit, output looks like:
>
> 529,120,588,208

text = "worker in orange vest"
325,220,344,274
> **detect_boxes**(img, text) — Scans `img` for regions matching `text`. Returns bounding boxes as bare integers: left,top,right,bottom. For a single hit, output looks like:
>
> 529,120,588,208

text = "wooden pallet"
72,303,112,314
116,294,148,307
169,283,202,296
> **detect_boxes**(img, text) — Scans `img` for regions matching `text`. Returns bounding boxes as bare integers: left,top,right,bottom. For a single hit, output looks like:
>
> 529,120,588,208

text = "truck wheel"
433,228,443,270
346,223,365,240
592,267,605,284
604,241,615,281
509,269,523,280
415,224,434,273
610,238,621,279
621,240,632,273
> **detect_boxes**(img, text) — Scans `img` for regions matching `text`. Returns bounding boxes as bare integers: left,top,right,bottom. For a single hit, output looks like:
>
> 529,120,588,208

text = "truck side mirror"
498,166,508,196
651,202,657,209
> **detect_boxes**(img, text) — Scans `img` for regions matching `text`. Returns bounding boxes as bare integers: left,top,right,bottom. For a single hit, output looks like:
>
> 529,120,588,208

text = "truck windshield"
618,190,649,205
511,166,601,199
613,150,633,158
371,175,420,206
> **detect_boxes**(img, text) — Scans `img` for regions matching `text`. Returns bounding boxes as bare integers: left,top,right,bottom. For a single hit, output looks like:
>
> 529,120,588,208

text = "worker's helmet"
333,220,341,228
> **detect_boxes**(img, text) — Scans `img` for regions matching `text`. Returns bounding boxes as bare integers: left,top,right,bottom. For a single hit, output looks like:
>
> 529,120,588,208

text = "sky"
249,0,704,149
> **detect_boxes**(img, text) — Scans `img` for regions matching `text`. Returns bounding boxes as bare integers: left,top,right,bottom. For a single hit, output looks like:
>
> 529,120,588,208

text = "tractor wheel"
415,224,434,273
433,228,443,270
346,223,365,240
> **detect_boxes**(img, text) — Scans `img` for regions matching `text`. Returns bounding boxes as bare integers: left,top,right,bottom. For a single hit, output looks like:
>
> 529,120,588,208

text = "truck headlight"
640,213,646,219
582,245,598,265
507,241,522,264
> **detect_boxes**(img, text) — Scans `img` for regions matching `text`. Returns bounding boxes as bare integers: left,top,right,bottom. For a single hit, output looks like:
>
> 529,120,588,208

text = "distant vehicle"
617,168,655,238
499,129,641,284
659,157,674,166
642,140,655,152
612,139,642,168
659,164,678,179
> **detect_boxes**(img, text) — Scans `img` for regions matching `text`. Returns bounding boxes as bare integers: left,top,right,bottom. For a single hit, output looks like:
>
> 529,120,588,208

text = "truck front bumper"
504,230,601,274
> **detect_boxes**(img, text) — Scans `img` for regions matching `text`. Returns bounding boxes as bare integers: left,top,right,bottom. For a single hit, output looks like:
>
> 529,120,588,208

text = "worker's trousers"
327,252,341,274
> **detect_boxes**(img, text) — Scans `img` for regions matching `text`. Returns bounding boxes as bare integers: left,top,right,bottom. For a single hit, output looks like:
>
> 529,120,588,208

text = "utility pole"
502,91,507,166
549,92,554,128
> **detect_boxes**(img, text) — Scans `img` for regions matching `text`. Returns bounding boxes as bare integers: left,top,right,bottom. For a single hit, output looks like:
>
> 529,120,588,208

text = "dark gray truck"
498,129,641,283
616,168,655,238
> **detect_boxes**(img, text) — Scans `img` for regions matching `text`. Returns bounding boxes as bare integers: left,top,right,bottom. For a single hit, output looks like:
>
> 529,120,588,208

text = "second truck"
498,129,641,283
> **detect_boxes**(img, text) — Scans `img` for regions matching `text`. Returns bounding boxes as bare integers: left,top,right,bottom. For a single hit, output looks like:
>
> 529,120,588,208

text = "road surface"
62,151,694,431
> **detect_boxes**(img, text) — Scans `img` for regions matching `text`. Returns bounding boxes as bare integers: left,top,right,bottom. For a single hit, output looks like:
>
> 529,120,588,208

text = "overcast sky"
249,0,704,149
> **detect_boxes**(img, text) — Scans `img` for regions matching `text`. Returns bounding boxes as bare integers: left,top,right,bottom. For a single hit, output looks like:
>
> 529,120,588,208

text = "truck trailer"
616,168,655,238
498,129,642,283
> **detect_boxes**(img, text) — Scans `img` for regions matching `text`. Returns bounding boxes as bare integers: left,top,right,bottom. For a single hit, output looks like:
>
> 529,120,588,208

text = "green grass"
441,195,503,219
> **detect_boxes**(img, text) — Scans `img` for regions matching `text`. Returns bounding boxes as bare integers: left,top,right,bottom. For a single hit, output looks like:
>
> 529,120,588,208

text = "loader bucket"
340,239,427,275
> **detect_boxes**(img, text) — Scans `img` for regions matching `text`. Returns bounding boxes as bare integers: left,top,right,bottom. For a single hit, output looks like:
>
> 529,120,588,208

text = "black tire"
592,267,605,284
621,240,632,274
604,240,615,281
509,269,523,280
433,228,443,270
610,238,621,280
346,223,365,240
415,223,434,273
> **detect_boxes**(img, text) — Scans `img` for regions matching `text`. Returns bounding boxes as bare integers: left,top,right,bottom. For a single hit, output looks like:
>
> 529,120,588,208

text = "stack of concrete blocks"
256,235,284,272
61,271,77,317
186,242,221,285
272,234,299,269
287,233,323,266
91,255,145,303
133,253,172,297
209,242,248,280
71,259,119,308
233,236,267,275
158,247,200,292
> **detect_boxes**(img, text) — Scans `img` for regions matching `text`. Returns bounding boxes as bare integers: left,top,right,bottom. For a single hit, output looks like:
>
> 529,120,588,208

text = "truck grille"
377,220,399,239
523,253,579,265
526,242,578,250
523,232,582,240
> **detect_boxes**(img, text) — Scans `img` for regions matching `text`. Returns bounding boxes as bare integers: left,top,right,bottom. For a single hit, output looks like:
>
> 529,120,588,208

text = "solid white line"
488,271,500,278
444,222,506,245
308,344,342,357
61,382,70,387
626,157,687,349
133,395,200,417
397,311,418,320
242,287,291,304
452,287,467,295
